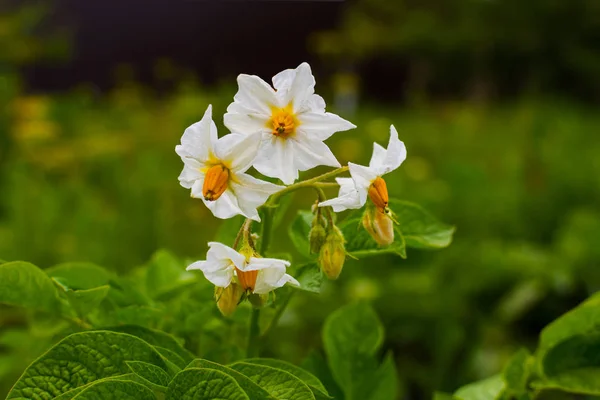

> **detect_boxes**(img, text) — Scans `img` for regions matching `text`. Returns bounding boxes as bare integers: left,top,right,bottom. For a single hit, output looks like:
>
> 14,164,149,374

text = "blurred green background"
1,1,600,399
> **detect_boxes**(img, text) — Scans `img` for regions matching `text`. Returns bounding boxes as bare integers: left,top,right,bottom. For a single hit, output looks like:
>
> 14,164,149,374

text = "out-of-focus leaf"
539,333,600,394
301,351,344,400
166,368,249,400
110,305,164,327
64,285,110,317
187,359,275,400
145,249,193,299
289,210,315,259
45,262,111,290
454,375,505,400
502,348,533,395
0,261,60,312
290,263,323,293
323,302,398,400
6,331,167,399
229,362,315,400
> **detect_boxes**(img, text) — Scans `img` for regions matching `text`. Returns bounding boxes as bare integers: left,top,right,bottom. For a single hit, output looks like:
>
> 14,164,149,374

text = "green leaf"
323,302,384,388
538,333,600,394
145,249,193,299
229,361,316,400
127,360,172,390
107,276,151,307
322,302,398,400
503,348,533,395
289,210,315,259
166,368,249,400
539,296,600,355
107,325,194,364
156,346,189,370
53,375,137,400
110,305,164,327
338,213,407,259
46,262,111,290
0,261,60,312
72,379,156,399
187,359,275,400
455,375,505,400
367,353,400,400
7,331,167,399
389,199,455,249
243,358,329,398
290,263,323,294
301,351,344,400
64,285,110,317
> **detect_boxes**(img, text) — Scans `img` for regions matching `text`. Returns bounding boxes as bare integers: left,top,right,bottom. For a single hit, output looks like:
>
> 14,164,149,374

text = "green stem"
264,166,348,207
247,308,261,357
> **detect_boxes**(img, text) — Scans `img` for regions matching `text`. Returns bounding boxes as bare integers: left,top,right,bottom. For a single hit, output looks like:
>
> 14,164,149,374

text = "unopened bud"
215,283,244,317
362,206,395,246
248,293,269,308
309,216,327,254
319,226,346,280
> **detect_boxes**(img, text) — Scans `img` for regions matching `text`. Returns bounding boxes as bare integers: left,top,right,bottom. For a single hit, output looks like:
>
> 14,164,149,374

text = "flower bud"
215,283,244,317
319,226,346,280
362,206,395,246
247,293,269,308
309,216,327,254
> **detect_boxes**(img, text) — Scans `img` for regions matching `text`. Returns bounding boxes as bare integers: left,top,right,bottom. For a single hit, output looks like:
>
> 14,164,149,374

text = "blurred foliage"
2,2,600,400
315,0,600,100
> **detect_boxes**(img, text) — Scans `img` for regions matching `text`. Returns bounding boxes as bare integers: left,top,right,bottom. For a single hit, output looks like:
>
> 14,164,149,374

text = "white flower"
224,62,356,185
187,242,300,295
176,105,283,221
319,125,406,213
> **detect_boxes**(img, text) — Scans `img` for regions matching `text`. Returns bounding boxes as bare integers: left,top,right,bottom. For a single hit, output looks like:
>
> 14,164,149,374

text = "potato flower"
319,125,406,214
176,105,283,221
224,62,356,185
186,242,299,295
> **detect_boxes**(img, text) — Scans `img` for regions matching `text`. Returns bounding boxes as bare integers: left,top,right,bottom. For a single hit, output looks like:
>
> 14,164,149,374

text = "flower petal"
245,257,298,294
348,162,378,205
186,259,234,288
368,143,387,171
229,173,283,221
292,133,341,171
318,178,364,212
207,241,246,269
177,105,217,161
178,158,203,189
297,111,356,141
381,125,407,175
223,112,270,136
201,188,246,220
253,137,298,185
232,74,279,115
214,131,262,173
272,63,315,113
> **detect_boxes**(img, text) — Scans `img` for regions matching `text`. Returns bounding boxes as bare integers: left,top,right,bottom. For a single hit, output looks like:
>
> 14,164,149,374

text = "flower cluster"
177,62,407,315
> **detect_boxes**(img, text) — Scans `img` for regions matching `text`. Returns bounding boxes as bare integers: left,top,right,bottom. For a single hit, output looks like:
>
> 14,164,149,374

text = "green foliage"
455,375,505,400
68,380,156,400
229,362,316,400
0,261,60,312
46,262,111,290
7,331,167,398
126,361,172,390
166,368,249,400
323,302,398,400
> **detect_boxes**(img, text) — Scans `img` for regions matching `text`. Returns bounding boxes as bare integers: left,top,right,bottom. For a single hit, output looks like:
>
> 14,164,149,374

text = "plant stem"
247,308,261,358
264,166,348,207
